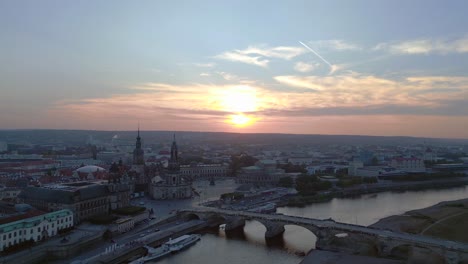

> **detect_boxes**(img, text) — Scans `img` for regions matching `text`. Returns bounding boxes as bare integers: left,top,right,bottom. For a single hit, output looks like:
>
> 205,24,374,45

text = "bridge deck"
181,208,468,253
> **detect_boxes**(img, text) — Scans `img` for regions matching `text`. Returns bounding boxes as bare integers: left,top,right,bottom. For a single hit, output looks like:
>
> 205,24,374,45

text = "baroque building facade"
180,163,228,180
149,135,193,200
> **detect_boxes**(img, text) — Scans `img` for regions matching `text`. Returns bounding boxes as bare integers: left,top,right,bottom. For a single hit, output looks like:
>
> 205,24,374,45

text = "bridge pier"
263,222,285,239
224,217,245,231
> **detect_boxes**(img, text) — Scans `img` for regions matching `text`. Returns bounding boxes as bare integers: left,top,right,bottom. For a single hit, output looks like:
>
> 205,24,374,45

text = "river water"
154,184,468,264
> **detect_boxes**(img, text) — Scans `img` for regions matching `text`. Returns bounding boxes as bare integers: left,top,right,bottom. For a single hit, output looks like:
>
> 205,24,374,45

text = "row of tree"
278,174,332,195
278,174,379,195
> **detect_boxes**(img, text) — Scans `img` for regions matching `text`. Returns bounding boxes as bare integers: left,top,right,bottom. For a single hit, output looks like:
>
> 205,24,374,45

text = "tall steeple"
168,133,180,171
133,126,144,165
136,123,141,148
171,134,178,161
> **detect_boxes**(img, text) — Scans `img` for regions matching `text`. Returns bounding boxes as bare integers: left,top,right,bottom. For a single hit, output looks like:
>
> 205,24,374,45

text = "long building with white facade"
0,209,73,252
390,157,426,172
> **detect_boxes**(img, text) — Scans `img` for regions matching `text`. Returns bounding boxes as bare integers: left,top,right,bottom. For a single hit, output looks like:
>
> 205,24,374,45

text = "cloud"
241,46,306,60
46,73,468,135
294,62,319,73
215,51,269,67
374,36,468,54
273,73,468,110
193,62,216,68
216,71,239,81
307,40,361,51
215,45,306,67
200,73,211,77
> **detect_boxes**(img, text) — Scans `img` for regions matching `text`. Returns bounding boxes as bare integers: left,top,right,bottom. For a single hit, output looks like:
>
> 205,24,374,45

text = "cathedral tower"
133,126,145,165
167,134,180,171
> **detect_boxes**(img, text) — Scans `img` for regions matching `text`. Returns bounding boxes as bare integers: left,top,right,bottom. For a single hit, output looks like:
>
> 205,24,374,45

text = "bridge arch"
183,213,202,221
389,244,412,259
241,219,269,243
282,224,317,252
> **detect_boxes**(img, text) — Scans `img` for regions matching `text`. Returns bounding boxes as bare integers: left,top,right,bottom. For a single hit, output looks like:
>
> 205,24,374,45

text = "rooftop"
18,182,110,204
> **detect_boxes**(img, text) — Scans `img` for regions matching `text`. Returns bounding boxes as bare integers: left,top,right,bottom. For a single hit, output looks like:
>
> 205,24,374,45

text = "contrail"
299,41,339,74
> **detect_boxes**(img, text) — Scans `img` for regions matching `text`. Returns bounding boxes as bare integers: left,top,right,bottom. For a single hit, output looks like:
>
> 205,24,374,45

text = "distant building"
0,142,7,152
0,187,21,201
73,165,108,181
237,160,285,186
423,147,437,162
347,160,364,176
180,164,228,180
0,209,73,252
149,135,193,200
390,157,426,172
288,156,313,165
18,181,129,224
358,150,374,166
58,158,103,169
111,210,149,234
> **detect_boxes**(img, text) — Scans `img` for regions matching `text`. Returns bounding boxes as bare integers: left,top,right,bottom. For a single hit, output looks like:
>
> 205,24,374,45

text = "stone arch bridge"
179,208,468,264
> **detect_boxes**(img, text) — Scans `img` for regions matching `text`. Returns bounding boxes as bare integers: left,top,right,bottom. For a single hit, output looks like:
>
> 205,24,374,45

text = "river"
153,184,468,264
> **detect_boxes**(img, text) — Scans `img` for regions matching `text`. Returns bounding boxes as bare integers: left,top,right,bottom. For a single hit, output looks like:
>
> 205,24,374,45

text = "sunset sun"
219,85,259,128
228,113,254,127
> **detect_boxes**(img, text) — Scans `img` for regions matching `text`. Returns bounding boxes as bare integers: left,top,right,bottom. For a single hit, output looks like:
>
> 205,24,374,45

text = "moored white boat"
166,234,202,252
128,234,201,263
128,245,171,264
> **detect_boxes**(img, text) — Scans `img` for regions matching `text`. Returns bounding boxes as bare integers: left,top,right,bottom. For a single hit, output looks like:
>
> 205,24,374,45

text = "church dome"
75,165,106,173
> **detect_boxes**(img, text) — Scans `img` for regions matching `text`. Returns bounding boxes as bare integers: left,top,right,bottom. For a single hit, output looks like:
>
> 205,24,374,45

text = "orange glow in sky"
218,85,259,128
228,113,255,127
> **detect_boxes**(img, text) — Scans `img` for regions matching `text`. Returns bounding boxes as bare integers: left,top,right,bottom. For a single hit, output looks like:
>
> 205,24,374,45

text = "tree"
295,174,332,196
228,154,258,176
278,176,294,188
278,162,307,173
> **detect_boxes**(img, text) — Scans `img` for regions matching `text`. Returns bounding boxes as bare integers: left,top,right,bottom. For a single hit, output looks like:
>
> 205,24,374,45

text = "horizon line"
0,128,467,141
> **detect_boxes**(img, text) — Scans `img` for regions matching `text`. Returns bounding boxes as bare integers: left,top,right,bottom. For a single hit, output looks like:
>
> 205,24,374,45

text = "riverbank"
300,250,404,264
371,198,468,243
284,177,468,207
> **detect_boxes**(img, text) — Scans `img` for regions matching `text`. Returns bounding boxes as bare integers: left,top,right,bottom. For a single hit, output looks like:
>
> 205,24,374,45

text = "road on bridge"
182,208,468,253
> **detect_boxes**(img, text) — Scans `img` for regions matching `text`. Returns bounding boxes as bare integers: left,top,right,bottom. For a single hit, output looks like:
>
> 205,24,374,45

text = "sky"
1,0,468,138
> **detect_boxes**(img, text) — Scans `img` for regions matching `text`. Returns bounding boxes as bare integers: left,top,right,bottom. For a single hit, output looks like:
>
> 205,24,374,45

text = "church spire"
168,133,179,171
133,125,144,165
170,134,178,162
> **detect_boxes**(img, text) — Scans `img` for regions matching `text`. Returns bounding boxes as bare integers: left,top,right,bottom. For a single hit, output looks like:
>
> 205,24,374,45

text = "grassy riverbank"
371,198,468,243
284,177,468,207
285,194,334,207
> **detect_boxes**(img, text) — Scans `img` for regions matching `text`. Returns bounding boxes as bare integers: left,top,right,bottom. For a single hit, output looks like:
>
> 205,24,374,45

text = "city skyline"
1,1,468,138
